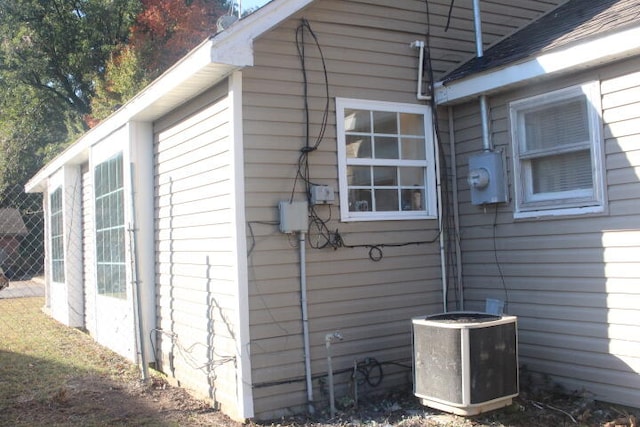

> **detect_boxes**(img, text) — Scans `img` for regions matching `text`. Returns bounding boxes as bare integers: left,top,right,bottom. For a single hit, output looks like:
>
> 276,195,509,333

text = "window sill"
514,204,606,220
340,212,438,222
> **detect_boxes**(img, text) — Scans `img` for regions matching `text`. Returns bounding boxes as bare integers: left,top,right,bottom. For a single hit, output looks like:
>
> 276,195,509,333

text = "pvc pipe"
473,0,484,57
479,95,492,151
325,331,343,418
410,41,432,101
472,0,493,152
299,231,314,414
128,163,149,382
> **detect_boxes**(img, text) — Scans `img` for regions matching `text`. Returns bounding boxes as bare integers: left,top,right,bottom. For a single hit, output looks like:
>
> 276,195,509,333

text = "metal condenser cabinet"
412,312,518,415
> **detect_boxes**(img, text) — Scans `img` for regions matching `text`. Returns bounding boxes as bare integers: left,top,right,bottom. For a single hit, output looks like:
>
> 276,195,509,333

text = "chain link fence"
0,186,45,299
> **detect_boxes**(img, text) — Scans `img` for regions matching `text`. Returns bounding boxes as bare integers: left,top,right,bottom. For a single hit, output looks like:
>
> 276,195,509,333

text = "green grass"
0,297,137,407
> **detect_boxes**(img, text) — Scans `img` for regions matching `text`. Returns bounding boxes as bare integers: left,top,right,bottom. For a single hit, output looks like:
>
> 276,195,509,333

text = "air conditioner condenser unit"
412,312,518,416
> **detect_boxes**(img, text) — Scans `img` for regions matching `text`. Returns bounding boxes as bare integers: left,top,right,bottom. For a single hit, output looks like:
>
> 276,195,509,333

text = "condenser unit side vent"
412,312,518,416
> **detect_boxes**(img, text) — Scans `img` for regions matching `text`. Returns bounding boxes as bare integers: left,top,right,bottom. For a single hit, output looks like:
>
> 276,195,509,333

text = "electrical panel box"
278,200,308,233
468,150,508,205
310,185,335,205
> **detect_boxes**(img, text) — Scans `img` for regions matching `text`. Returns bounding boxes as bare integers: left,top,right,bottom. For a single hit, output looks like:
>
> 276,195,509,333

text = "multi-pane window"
95,152,126,298
509,82,605,217
50,187,64,283
336,98,437,221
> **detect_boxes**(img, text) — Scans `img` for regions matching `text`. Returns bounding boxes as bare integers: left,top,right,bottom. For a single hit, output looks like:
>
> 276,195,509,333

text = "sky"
239,0,271,13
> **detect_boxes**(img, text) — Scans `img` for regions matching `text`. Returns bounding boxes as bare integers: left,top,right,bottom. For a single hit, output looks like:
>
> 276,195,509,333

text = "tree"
90,0,230,121
0,0,140,200
0,0,140,115
0,82,72,201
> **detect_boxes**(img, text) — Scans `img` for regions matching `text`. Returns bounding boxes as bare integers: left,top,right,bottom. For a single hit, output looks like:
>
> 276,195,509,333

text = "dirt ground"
3,365,638,427
0,293,637,426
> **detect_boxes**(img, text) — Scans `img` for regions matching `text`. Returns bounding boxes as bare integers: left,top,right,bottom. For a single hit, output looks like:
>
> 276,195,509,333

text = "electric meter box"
468,151,508,205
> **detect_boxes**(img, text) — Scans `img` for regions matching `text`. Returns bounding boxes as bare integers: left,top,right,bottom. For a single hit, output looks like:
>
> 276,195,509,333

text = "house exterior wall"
46,165,84,327
452,57,640,408
153,81,244,417
238,0,565,418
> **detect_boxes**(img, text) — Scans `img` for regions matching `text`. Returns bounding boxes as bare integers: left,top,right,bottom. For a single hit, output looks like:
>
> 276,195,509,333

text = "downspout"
299,231,315,414
449,107,464,310
128,163,149,382
473,0,493,151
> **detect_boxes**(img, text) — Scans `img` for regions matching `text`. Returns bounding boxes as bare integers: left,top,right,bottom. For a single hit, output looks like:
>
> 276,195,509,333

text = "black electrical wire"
355,358,384,388
445,0,456,32
424,0,462,307
333,230,441,262
253,357,412,389
493,204,509,311
247,220,280,256
290,18,330,204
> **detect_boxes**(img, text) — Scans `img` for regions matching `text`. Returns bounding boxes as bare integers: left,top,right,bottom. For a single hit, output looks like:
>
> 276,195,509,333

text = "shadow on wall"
458,71,640,408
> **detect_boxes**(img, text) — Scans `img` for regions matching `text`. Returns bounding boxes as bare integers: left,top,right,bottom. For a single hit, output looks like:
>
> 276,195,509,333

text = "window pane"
374,136,399,159
348,166,371,186
344,109,371,132
400,113,425,136
338,99,433,219
401,138,426,160
50,188,64,283
402,189,424,211
524,98,589,151
531,150,592,194
95,152,126,299
375,189,399,211
399,167,424,186
346,135,371,158
373,111,397,134
349,189,371,212
374,167,397,186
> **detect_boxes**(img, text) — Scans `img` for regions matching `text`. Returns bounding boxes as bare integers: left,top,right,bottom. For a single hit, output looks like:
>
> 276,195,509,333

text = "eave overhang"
435,25,640,106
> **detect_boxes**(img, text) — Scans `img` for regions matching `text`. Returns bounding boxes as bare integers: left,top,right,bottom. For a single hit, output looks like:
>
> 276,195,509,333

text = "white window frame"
336,98,438,222
509,82,606,218
94,151,127,299
50,186,65,283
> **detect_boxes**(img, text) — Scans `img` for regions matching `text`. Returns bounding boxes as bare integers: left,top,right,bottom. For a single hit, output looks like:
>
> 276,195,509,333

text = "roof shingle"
443,0,640,83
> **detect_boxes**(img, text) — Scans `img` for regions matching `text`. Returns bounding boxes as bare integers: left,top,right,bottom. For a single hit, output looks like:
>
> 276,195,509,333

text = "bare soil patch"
0,295,637,426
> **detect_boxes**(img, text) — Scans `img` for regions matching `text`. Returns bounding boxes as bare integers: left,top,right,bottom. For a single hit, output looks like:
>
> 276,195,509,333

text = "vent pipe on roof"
473,0,493,152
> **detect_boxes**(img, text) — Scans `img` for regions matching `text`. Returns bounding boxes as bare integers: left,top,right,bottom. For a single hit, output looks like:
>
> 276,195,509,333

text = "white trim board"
435,25,640,106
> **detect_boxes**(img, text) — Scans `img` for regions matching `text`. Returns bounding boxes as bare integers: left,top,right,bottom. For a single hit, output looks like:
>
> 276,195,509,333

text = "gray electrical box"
278,200,308,233
468,151,508,205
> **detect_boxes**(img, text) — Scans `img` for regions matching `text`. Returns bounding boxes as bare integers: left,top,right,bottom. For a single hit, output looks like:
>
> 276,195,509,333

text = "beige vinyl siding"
81,163,97,336
240,0,562,419
153,81,240,415
453,57,640,408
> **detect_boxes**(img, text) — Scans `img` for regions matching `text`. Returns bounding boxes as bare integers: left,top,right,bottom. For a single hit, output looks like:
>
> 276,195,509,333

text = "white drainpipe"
473,0,493,151
410,41,432,101
299,231,315,414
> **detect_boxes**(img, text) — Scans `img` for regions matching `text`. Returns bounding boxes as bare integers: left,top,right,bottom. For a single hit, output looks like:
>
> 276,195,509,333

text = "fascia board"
435,25,640,106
